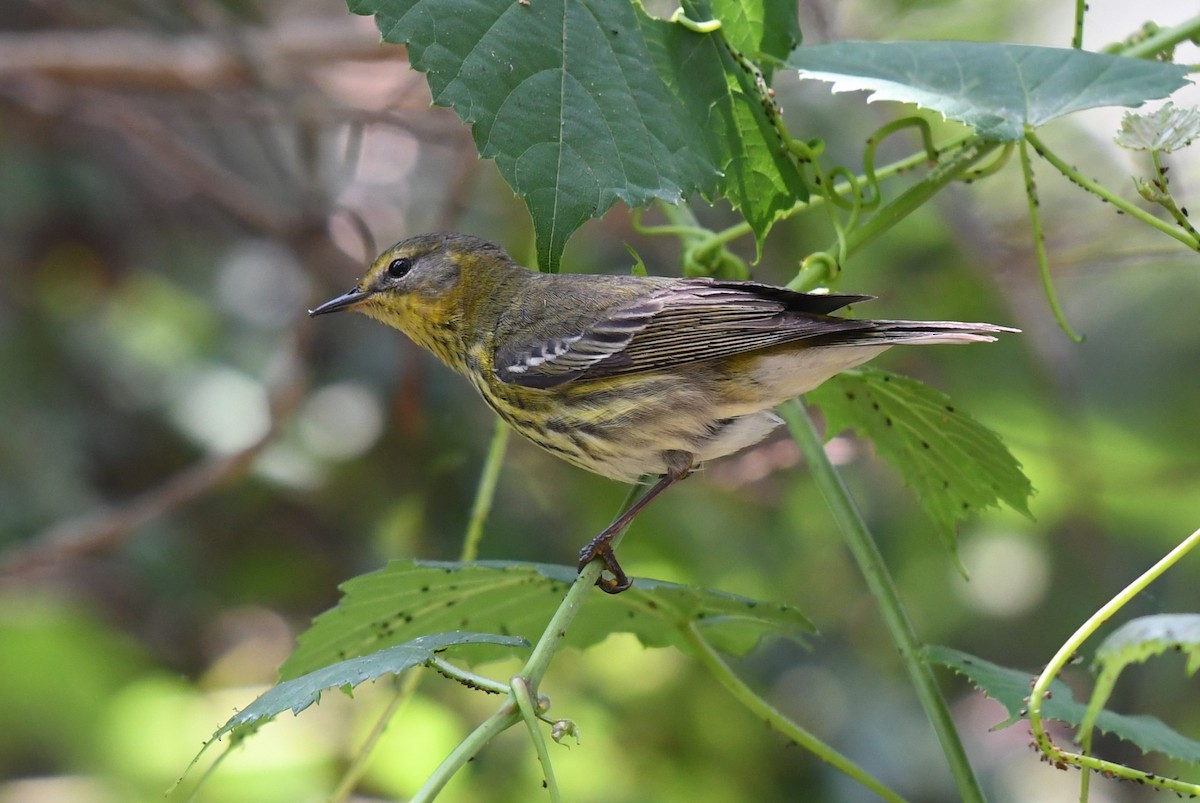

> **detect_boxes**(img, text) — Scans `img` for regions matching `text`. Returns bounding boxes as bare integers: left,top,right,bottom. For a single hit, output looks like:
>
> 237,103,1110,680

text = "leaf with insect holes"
1115,102,1200,152
346,0,805,270
790,41,1190,141
280,560,814,679
807,367,1033,557
927,645,1200,764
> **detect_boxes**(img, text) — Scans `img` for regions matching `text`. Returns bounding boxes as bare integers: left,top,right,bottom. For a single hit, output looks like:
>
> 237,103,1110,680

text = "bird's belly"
479,371,787,483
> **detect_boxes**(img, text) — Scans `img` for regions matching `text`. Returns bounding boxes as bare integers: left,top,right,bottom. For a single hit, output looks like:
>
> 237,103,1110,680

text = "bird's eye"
387,257,412,278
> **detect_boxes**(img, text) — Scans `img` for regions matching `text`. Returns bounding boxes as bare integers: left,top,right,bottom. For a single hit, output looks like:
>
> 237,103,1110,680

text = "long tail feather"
827,320,1020,346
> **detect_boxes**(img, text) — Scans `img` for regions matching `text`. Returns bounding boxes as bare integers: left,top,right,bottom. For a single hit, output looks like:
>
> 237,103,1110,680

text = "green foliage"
282,560,814,679
8,1,1200,801
230,5,1194,799
707,0,801,72
347,0,806,270
928,645,1200,764
790,41,1190,140
807,367,1033,556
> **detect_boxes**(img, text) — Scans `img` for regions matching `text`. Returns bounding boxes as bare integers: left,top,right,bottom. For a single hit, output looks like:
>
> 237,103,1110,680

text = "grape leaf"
347,0,806,270
928,645,1200,764
806,367,1033,556
790,41,1191,141
281,560,814,679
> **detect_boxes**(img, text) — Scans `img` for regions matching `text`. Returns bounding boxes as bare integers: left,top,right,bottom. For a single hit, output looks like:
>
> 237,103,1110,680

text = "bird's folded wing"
494,279,873,389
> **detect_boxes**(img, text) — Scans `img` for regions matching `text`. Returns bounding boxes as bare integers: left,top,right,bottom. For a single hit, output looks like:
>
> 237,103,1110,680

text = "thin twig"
1,332,308,580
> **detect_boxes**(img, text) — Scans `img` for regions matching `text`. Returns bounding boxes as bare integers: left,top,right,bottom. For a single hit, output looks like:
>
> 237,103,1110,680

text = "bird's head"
309,233,519,353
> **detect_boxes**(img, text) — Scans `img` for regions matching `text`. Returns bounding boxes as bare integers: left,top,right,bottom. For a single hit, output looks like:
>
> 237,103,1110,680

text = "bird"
310,232,1016,592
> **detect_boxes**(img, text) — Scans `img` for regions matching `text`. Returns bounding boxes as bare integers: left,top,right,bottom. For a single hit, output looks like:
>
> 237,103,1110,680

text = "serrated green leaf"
186,630,526,778
226,632,523,734
281,560,814,679
789,41,1191,141
348,0,806,270
1115,102,1200,152
807,367,1033,557
927,645,1200,764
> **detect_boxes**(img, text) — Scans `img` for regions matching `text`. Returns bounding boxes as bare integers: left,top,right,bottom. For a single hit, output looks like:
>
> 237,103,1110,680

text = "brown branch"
101,93,298,235
0,17,402,91
2,444,267,578
0,331,310,581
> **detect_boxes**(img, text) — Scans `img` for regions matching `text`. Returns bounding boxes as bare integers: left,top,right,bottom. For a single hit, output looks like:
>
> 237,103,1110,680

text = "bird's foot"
578,538,632,594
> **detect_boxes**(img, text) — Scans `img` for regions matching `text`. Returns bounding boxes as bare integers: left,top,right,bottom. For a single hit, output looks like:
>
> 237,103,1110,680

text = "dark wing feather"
495,277,874,389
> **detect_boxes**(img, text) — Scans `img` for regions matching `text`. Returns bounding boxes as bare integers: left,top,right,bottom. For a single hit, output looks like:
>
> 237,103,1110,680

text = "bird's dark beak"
308,286,371,317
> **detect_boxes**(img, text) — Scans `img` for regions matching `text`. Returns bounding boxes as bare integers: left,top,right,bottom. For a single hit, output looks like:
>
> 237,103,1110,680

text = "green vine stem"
959,143,1013,182
1018,136,1084,342
787,136,857,213
409,488,637,801
670,8,721,34
411,704,522,803
788,251,840,291
429,655,513,695
842,138,1000,258
1027,525,1200,798
648,133,975,268
1071,0,1086,49
408,562,605,802
462,419,511,561
1111,14,1200,59
334,417,513,798
512,675,562,802
861,117,938,209
520,560,606,683
781,399,985,803
681,622,906,802
1149,150,1200,240
1023,130,1200,251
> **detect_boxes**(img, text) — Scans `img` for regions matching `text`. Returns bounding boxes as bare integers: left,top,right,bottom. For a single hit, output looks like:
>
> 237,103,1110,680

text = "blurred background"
1,1,1198,801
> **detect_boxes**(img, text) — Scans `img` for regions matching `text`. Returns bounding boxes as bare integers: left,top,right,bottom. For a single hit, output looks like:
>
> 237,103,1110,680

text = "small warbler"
311,232,1015,592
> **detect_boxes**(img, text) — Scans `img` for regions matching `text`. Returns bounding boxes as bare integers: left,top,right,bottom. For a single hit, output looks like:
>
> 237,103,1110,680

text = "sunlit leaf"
790,41,1191,141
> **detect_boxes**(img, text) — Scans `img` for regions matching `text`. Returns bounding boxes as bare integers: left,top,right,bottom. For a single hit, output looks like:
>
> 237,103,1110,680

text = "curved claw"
579,541,632,594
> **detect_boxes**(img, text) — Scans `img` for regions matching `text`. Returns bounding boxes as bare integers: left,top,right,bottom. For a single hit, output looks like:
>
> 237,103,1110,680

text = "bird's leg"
578,450,694,594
